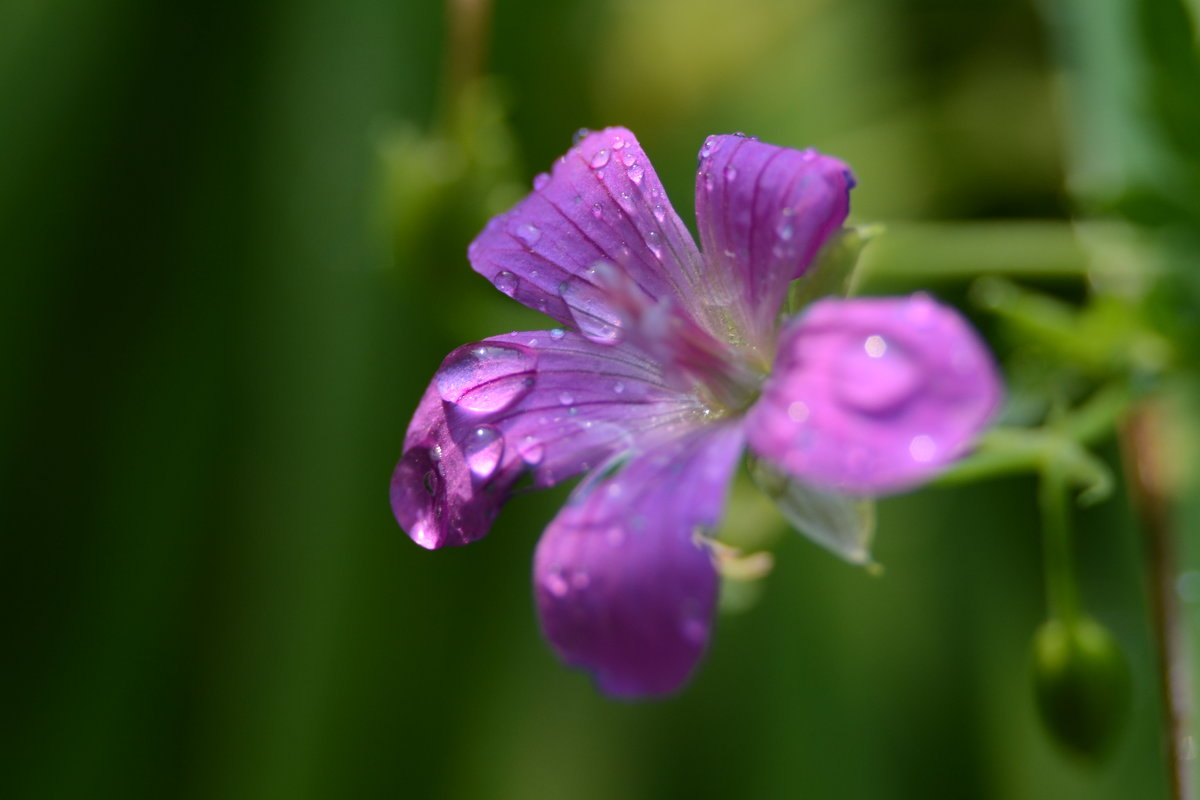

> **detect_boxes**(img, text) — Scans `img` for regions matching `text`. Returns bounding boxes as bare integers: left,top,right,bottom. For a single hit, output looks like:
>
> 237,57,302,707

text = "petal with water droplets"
694,135,854,351
391,331,704,549
468,127,712,335
534,424,745,697
743,294,1002,494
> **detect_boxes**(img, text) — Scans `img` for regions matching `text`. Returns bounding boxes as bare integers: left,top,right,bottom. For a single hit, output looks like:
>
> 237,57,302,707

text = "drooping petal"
694,134,855,352
534,423,745,698
744,293,1002,494
391,331,705,549
467,127,712,337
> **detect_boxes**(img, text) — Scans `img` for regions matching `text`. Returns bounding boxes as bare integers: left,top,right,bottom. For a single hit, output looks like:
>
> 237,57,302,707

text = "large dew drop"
833,334,919,414
464,424,505,479
435,343,537,413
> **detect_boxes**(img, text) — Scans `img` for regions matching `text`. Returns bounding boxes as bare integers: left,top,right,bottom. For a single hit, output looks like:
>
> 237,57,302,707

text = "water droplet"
572,128,590,145
724,165,738,182
545,570,569,598
615,243,631,262
590,148,610,169
653,204,666,223
627,163,644,184
909,434,937,463
519,437,545,466
611,134,626,150
422,470,438,496
492,270,519,296
617,191,633,209
591,202,604,220
621,152,636,167
647,230,663,260
435,343,537,413
787,401,809,422
532,172,550,191
613,381,625,394
903,293,938,330
514,222,541,247
801,148,817,162
776,221,794,241
558,391,574,406
704,174,715,193
834,337,919,414
681,617,707,644
700,136,720,158
549,328,565,340
464,425,505,479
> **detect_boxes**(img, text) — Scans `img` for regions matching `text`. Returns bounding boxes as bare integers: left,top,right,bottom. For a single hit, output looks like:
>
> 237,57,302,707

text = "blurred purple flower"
391,128,1001,697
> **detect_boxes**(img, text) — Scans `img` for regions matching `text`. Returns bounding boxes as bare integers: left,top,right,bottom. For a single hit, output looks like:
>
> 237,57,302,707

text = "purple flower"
391,127,1001,697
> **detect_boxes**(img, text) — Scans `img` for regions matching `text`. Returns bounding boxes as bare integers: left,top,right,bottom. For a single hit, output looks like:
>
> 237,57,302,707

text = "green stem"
1039,461,1082,625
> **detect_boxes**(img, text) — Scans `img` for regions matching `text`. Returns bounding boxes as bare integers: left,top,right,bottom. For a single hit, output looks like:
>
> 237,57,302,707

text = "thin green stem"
1039,461,1082,625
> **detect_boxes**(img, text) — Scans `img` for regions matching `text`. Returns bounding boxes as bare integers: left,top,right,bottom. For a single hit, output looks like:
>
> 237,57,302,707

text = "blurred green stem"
439,0,494,129
1039,458,1082,625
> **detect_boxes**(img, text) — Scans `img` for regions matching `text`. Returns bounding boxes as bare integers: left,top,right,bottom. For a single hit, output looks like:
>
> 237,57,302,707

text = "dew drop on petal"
621,151,636,167
492,270,519,297
435,343,537,413
653,204,666,223
590,148,610,169
613,381,625,395
532,172,550,191
646,230,664,260
611,134,626,150
724,165,738,182
700,136,720,159
909,435,937,463
558,391,574,406
627,163,644,184
422,470,438,497
549,327,565,340
776,221,794,241
464,424,505,479
591,202,604,220
519,437,545,466
514,222,541,247
545,570,570,597
681,617,707,645
573,128,590,145
834,336,919,414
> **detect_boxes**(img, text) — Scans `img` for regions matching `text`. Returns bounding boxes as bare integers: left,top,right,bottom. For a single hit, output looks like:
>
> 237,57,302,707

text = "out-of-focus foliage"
2,0,1196,798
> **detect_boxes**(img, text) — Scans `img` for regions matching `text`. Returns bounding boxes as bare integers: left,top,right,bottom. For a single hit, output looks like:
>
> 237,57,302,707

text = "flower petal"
534,423,745,698
468,127,710,334
694,134,854,351
391,331,704,549
744,294,1002,494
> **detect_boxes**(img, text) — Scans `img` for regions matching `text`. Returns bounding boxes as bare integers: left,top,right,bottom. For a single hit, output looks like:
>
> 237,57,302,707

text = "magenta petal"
695,134,854,350
391,331,703,549
534,424,744,698
744,294,1002,494
468,127,708,332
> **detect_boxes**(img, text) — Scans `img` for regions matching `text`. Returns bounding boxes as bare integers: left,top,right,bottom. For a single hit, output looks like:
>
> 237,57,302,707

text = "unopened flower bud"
1031,617,1131,760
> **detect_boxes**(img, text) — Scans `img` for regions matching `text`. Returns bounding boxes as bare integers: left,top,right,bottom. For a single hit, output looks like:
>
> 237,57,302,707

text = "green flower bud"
1031,617,1131,760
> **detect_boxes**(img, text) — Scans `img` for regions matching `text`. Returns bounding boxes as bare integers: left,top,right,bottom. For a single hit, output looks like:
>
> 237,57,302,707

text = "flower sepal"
748,455,877,567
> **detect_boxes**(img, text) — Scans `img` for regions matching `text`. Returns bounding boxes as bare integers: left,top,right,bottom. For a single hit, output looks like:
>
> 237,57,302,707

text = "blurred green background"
3,0,1195,797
